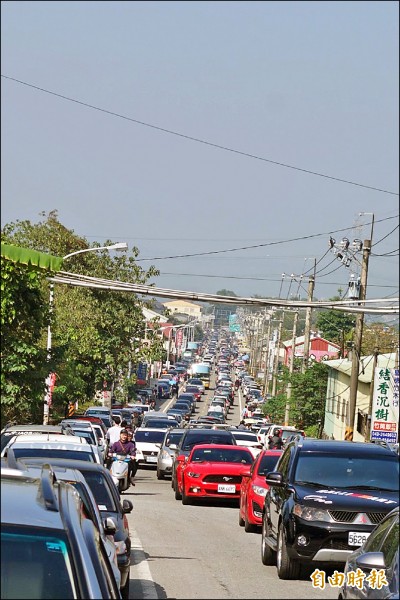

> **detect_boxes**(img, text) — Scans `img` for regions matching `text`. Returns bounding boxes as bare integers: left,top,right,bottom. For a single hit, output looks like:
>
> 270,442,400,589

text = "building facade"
322,352,397,442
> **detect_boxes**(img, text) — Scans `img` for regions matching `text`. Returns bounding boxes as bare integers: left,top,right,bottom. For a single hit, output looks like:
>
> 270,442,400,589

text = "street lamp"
43,242,128,424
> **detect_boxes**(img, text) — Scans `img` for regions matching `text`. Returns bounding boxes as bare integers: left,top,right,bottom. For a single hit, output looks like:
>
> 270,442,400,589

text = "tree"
1,257,48,426
2,211,160,420
264,362,329,436
315,297,355,348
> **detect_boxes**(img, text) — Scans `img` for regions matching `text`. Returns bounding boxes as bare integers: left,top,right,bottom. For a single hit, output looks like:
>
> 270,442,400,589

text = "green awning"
1,243,63,272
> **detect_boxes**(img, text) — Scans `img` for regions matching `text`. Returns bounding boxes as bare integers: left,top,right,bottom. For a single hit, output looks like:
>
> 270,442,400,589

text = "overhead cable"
2,74,398,196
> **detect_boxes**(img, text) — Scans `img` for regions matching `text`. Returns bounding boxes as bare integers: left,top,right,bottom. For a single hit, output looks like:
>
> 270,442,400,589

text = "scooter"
109,454,137,493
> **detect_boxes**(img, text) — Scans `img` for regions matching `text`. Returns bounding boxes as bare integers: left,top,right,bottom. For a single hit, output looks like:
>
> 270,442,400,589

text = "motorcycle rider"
268,428,284,450
108,428,137,484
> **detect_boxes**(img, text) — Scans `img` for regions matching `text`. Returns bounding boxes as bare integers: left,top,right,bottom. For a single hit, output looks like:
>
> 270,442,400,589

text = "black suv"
261,438,399,579
171,427,236,499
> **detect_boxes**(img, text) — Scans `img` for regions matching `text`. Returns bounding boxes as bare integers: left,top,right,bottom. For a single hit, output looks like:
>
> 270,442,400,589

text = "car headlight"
252,485,268,497
293,504,334,522
187,471,201,478
161,450,170,459
114,540,127,555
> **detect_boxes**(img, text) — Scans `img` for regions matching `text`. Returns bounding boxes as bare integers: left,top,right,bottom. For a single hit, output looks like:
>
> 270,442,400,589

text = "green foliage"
315,298,355,346
1,257,48,426
1,211,161,425
264,362,329,434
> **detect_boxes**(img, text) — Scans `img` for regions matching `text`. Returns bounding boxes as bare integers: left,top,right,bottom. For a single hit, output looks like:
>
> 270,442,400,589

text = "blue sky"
1,1,398,304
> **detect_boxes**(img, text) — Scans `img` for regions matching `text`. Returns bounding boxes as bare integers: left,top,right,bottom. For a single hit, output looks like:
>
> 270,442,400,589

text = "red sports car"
178,444,254,505
239,449,282,532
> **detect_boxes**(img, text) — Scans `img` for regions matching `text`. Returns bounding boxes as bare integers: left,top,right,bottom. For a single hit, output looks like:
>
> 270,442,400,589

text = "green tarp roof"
1,243,63,272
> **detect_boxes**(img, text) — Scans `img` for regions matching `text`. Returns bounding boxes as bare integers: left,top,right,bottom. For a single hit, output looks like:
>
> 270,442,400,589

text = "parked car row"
1,411,135,599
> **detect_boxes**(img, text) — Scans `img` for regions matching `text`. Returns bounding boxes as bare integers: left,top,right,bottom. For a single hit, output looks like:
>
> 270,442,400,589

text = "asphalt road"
125,381,339,599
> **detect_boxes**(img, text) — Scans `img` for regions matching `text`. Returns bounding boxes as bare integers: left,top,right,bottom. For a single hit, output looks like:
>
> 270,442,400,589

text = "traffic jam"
1,329,399,599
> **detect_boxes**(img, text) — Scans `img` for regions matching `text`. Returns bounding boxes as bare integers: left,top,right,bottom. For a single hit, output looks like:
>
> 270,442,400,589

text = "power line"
2,74,398,197
133,216,398,261
154,271,398,288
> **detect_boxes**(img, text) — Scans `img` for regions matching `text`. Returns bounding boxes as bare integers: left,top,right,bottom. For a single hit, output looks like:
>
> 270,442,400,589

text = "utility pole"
302,263,316,373
284,310,299,425
271,319,283,397
365,346,379,442
252,317,261,377
345,239,371,441
262,319,272,396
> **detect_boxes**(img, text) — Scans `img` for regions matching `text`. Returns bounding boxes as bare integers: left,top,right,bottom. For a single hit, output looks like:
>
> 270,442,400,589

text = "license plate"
146,456,158,463
348,531,371,546
217,484,236,493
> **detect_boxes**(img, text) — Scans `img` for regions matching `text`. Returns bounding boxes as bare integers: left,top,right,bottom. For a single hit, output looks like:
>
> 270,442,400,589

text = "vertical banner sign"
136,362,148,381
229,314,241,332
175,329,183,354
45,372,57,407
370,367,399,444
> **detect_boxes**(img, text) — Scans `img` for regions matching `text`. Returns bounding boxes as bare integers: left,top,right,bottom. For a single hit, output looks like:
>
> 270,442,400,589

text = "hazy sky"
1,1,399,305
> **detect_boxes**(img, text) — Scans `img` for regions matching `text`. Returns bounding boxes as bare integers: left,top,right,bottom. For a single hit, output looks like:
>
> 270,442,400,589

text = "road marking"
130,530,158,599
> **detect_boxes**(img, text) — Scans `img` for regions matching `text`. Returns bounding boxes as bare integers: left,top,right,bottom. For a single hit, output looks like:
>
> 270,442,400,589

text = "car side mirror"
122,499,133,514
103,517,117,536
177,454,186,463
265,471,284,487
356,552,386,571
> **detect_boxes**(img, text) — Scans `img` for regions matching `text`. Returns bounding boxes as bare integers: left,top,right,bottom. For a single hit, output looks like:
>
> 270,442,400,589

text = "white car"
231,430,263,458
209,399,227,416
134,428,166,468
2,433,101,463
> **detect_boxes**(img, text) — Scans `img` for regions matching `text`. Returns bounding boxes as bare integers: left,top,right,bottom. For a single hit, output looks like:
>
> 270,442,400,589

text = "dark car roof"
297,438,399,457
180,428,235,450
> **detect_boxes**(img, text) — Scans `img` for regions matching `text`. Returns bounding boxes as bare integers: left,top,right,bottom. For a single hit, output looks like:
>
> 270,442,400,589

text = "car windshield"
184,435,232,450
232,433,258,442
80,471,117,512
71,430,96,445
295,454,399,490
145,420,177,428
191,447,253,464
257,454,282,475
12,448,95,462
135,430,166,443
1,526,75,598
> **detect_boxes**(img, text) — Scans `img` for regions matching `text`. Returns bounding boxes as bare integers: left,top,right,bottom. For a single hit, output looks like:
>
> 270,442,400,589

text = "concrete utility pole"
302,264,316,373
271,319,283,397
262,319,272,396
284,310,299,425
345,239,371,441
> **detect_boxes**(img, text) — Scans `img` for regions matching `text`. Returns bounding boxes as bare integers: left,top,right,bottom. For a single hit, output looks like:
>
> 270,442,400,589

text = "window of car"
165,431,185,447
71,430,97,445
182,433,234,451
1,526,75,598
232,433,258,442
294,453,399,489
363,513,397,553
191,447,253,464
275,446,292,478
11,448,95,462
135,430,166,443
80,472,118,512
257,453,282,476
379,518,399,567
